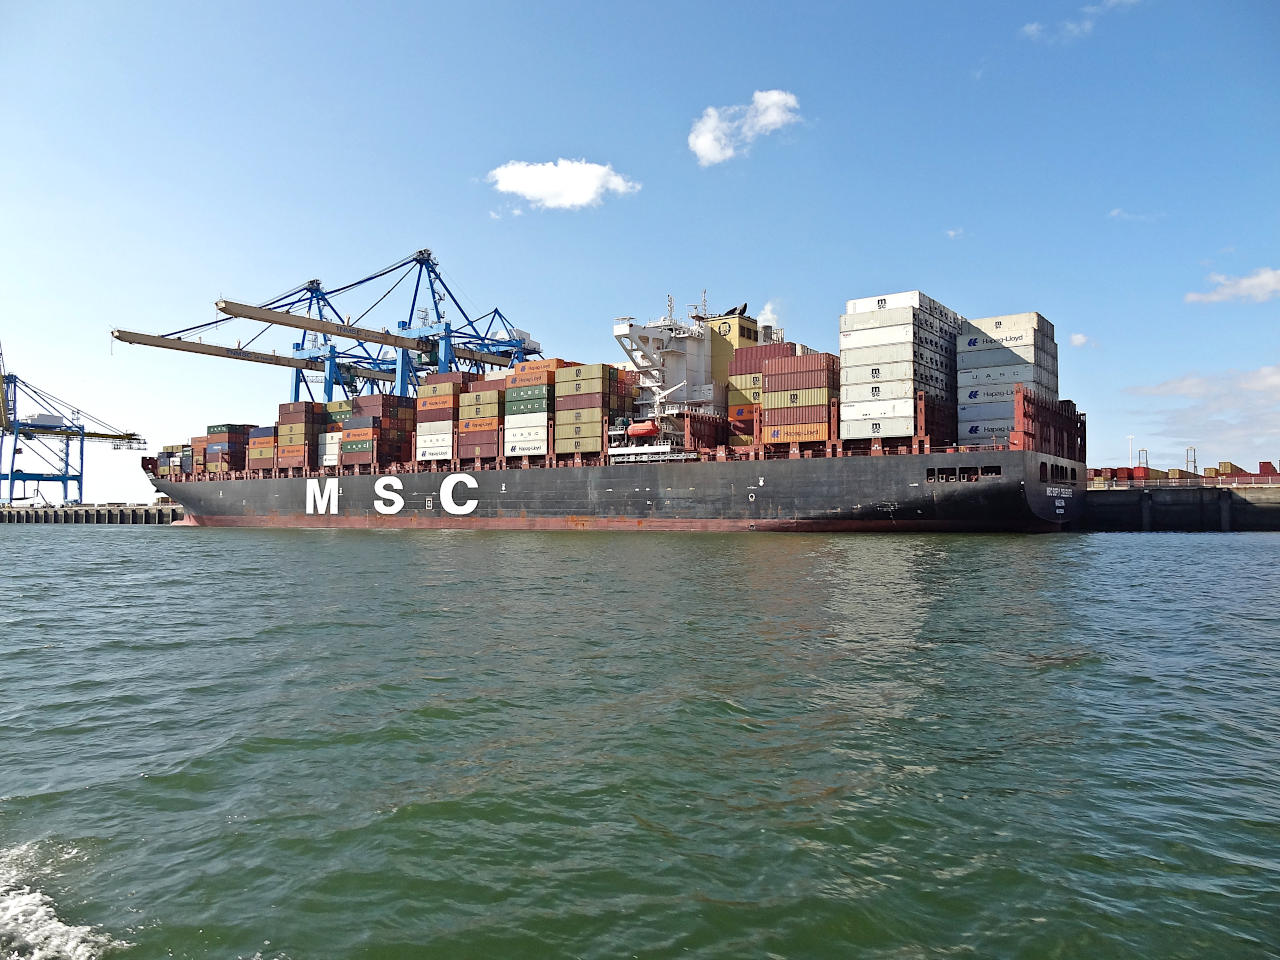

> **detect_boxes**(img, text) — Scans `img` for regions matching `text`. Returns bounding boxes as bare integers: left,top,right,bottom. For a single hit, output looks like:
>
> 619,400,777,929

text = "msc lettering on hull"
304,474,479,516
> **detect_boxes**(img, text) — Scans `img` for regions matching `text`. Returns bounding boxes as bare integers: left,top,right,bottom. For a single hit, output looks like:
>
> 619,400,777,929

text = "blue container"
249,426,277,439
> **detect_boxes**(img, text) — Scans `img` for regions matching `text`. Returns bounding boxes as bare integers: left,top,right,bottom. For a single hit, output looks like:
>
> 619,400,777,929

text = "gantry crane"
112,248,542,403
1,341,146,504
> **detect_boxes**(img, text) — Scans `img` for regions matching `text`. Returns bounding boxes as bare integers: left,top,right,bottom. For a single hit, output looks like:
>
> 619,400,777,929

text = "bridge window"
938,467,957,482
1040,462,1048,482
926,468,936,482
981,465,1002,477
1070,467,1078,482
959,466,979,482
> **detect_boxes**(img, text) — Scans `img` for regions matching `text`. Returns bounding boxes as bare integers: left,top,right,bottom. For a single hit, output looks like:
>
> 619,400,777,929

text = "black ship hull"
152,449,1083,532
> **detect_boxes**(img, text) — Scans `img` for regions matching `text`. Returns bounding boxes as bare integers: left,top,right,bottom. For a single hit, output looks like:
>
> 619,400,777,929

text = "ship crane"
1,341,146,504
112,248,542,403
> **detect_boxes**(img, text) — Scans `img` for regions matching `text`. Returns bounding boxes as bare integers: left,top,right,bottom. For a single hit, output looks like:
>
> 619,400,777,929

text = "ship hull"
152,449,1084,532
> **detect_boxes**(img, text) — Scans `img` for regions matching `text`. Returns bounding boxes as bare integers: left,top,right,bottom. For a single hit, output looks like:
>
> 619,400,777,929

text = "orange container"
505,370,556,388
459,416,500,433
764,423,828,444
417,394,459,411
277,443,308,457
342,427,376,442
509,358,566,374
248,437,276,449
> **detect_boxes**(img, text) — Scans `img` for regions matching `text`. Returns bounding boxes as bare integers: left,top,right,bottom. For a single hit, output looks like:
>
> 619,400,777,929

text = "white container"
841,380,919,403
505,425,548,442
840,398,916,420
958,326,1057,354
958,419,1015,439
964,312,1055,341
958,400,1016,420
319,453,339,467
416,447,453,461
838,306,916,333
839,416,916,440
957,345,1057,372
838,323,914,350
505,439,548,457
956,363,1058,391
840,359,915,384
504,412,549,430
415,420,453,437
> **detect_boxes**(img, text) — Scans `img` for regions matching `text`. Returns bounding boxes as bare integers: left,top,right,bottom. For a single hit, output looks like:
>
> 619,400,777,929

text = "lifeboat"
626,420,661,438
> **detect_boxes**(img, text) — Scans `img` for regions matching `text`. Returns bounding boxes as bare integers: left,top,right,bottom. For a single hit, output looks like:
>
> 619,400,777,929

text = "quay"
1081,483,1280,532
0,503,183,524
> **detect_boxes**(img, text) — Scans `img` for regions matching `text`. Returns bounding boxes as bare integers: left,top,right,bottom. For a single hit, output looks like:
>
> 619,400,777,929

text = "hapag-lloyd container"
957,345,1057,372
506,438,549,456
958,401,1016,420
959,419,1016,439
764,423,828,443
958,328,1057,353
963,312,1055,341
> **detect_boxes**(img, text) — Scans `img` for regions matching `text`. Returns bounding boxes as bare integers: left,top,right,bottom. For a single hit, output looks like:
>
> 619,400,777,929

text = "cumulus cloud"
688,89,801,166
1108,207,1157,222
1022,0,1137,42
486,158,640,210
1185,267,1280,304
1070,333,1090,347
946,227,965,240
1129,365,1280,466
758,301,779,325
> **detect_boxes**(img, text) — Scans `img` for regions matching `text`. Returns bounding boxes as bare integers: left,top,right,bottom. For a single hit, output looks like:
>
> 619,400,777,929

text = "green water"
1,528,1277,959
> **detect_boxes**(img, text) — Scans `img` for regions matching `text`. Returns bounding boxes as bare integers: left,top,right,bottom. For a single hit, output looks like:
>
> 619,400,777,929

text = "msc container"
763,423,828,443
763,405,829,427
556,407,605,426
418,381,462,398
958,401,1016,420
728,372,764,391
421,371,478,386
459,417,500,433
838,324,913,350
839,416,916,439
963,312,1055,341
839,359,916,385
555,377,605,397
554,420,603,440
762,388,830,410
762,370,835,392
459,441,500,459
840,398,915,421
247,447,275,461
727,387,763,407
504,412,549,430
555,363,614,383
468,389,505,405
554,436,604,454
840,380,922,403
459,402,501,420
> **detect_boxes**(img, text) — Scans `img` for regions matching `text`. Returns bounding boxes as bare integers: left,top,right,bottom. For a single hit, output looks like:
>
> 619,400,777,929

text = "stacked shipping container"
503,359,563,458
956,313,1059,444
762,352,838,444
727,342,795,447
554,363,633,455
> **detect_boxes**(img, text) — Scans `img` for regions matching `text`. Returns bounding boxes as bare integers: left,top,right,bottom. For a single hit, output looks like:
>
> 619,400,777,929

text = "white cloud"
758,301,779,325
1070,333,1090,347
946,227,965,240
486,158,640,210
1129,365,1280,466
1022,0,1137,42
688,89,801,166
488,210,501,220
1185,267,1280,304
1108,207,1156,222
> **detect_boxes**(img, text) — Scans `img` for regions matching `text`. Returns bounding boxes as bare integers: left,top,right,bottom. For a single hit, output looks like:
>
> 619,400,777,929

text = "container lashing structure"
0,341,145,504
111,248,542,403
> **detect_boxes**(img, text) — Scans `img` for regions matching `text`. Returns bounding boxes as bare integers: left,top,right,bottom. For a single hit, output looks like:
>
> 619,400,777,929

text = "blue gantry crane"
112,248,542,402
0,341,146,504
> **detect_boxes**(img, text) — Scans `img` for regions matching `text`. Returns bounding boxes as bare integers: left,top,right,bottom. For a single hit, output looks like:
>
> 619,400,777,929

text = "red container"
279,401,324,416
728,342,796,376
555,392,603,411
459,441,500,459
764,405,829,427
421,371,478,386
762,352,838,376
456,429,498,444
339,451,375,466
762,370,836,392
416,407,457,423
277,411,321,425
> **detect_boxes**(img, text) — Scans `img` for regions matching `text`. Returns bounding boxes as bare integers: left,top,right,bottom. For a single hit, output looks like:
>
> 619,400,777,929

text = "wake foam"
0,845,129,960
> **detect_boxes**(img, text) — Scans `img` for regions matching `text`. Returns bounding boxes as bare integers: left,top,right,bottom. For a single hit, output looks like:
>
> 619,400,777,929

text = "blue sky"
1,0,1276,500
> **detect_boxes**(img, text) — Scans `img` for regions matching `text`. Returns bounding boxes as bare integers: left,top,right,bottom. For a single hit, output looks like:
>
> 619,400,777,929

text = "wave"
0,845,129,960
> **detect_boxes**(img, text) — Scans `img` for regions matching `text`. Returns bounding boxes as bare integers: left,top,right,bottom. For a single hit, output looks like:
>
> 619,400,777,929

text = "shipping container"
421,371,478,386
554,420,604,440
418,381,462,398
505,398,550,415
505,425,549,443
839,416,917,439
763,405,830,427
840,399,916,421
763,388,830,410
504,412,549,430
505,439,549,457
956,363,1057,392
762,352,838,376
506,384,551,402
555,392,604,411
728,372,764,391
763,423,828,444
727,342,795,376
555,363,614,383
459,441,500,459
956,345,1057,373
509,358,566,375
762,370,836,392
415,420,452,437
459,417,500,433
417,394,459,411
958,401,1016,420
554,436,604,454
416,406,457,423
505,370,556,389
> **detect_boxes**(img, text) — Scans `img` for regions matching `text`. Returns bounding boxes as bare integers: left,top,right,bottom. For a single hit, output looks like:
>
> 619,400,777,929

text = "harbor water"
1,527,1277,959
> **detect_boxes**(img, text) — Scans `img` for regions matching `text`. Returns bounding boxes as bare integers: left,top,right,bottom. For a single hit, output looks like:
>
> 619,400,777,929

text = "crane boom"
111,329,397,383
215,300,515,368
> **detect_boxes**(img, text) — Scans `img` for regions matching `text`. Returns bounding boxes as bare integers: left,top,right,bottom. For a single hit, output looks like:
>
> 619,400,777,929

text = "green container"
340,440,374,452
507,385,551,402
505,398,549,415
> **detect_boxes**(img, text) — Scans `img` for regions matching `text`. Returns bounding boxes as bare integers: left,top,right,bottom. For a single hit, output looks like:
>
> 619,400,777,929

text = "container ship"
138,289,1087,532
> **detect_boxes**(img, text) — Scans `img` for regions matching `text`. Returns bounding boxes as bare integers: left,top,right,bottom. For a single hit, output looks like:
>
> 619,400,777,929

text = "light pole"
1127,435,1135,469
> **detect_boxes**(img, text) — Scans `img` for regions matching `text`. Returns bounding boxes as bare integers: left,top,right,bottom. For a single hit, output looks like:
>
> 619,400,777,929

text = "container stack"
838,292,963,443
191,436,207,474
340,415,379,467
247,427,276,471
156,444,183,476
955,313,1058,444
351,394,415,465
762,352,838,445
205,424,251,472
415,378,462,462
727,343,795,447
276,401,323,470
554,363,626,457
503,359,562,459
459,383,504,461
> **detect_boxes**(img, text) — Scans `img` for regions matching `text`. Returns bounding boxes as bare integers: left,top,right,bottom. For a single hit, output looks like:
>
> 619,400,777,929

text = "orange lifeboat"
626,420,660,438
